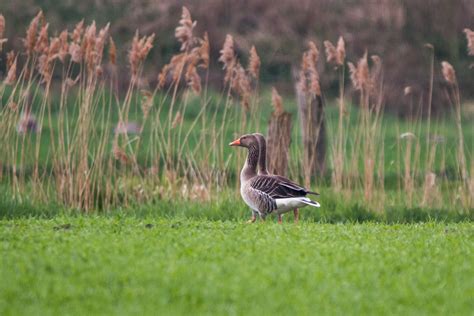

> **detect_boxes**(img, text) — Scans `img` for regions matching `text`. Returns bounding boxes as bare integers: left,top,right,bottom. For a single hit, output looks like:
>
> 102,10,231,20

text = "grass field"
1,216,473,315
0,9,473,315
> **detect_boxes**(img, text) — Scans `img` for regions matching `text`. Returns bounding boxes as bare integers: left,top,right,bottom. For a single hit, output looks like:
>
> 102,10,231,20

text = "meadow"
0,7,473,315
1,217,473,315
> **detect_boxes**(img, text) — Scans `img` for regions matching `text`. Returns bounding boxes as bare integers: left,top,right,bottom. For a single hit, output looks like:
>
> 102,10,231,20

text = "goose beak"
229,138,241,146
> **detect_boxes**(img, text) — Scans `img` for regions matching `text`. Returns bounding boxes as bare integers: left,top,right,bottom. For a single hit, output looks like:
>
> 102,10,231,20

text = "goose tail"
301,199,320,208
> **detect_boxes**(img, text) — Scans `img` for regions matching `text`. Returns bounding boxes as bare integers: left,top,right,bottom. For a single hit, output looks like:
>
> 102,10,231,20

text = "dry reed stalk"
348,52,384,204
155,6,210,183
325,36,346,191
421,172,438,206
375,140,385,209
3,55,17,85
171,111,183,129
246,45,262,130
424,44,434,166
296,41,326,187
469,162,474,208
421,135,440,206
109,37,117,65
441,61,469,207
400,132,416,206
218,34,254,185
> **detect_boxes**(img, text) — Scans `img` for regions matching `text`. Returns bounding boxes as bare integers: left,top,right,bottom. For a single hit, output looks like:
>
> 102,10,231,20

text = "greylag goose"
230,133,320,223
253,133,302,223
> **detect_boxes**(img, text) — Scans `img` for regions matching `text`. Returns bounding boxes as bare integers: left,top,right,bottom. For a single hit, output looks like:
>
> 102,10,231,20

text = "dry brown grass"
0,8,472,212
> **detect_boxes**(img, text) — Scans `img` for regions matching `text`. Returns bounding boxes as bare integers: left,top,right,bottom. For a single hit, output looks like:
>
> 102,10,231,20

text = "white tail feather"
301,199,320,207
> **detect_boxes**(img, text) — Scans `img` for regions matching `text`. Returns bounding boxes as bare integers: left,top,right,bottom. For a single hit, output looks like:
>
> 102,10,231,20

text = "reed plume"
348,51,370,91
441,61,456,84
324,36,345,66
248,45,261,79
464,28,474,56
24,11,43,57
69,20,84,63
299,41,321,95
0,14,6,51
232,63,251,110
185,64,202,94
194,32,210,69
129,31,155,80
54,30,69,62
219,34,236,83
34,23,49,54
175,6,196,52
271,87,284,116
0,14,4,38
71,20,84,43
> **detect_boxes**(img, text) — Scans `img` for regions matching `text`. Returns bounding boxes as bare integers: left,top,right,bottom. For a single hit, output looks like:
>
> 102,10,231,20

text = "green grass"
1,187,472,223
1,216,473,315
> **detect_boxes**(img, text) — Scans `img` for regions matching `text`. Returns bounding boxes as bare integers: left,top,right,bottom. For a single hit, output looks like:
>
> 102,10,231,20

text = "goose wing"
249,175,316,199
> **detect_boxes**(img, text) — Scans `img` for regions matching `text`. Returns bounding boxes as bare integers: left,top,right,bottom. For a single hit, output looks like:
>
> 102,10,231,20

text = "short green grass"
1,216,473,315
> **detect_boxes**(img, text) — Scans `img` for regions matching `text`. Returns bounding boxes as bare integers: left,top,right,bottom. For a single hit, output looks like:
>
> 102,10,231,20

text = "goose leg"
293,208,299,223
246,210,257,223
278,214,283,224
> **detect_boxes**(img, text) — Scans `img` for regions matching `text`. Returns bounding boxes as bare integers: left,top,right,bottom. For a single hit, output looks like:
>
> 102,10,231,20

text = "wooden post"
267,112,292,176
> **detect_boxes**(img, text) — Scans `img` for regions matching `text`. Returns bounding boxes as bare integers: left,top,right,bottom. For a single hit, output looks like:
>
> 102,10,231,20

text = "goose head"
229,134,259,149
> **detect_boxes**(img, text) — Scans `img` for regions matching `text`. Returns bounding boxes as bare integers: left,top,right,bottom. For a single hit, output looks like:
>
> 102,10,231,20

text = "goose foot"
278,214,283,224
246,214,257,224
293,208,299,223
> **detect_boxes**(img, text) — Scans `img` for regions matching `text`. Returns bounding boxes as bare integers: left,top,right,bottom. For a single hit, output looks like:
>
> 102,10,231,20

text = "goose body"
243,173,320,219
230,133,320,222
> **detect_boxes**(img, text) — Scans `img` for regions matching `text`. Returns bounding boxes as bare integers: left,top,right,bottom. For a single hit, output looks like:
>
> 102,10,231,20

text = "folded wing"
249,175,317,199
